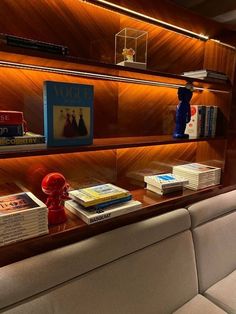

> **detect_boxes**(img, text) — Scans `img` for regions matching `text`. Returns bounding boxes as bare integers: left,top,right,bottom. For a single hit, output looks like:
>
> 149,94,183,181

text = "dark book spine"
0,125,23,137
200,106,206,137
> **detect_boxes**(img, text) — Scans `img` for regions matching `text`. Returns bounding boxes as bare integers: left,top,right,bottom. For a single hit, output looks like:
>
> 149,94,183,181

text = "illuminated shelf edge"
0,60,229,93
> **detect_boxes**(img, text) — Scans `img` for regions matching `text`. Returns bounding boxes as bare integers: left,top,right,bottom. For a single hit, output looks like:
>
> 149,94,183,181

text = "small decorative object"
122,48,135,62
115,28,148,70
44,81,93,146
173,83,194,139
41,172,70,225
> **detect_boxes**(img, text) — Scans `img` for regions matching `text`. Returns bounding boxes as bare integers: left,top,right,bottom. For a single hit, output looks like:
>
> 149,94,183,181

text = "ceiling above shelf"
170,0,236,30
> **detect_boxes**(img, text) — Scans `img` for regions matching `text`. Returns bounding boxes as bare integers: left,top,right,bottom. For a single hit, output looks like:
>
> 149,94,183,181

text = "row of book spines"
0,208,48,221
187,105,218,138
0,229,49,247
0,222,48,237
0,214,47,228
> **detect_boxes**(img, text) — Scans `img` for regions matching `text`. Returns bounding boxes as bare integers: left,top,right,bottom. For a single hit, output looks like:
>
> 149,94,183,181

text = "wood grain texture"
204,40,236,82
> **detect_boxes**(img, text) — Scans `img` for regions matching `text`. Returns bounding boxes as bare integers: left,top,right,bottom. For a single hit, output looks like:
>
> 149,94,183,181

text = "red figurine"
41,172,70,225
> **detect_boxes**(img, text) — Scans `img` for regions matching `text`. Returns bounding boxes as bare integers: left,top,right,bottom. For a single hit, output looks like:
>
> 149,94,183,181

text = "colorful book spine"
0,125,23,137
93,194,132,209
185,105,202,138
0,111,23,125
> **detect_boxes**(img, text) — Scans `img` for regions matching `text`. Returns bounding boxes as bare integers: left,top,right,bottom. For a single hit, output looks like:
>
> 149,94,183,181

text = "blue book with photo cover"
43,81,94,146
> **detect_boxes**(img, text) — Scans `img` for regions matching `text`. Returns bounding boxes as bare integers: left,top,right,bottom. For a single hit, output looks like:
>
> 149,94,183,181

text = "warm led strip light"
81,0,209,40
0,60,229,93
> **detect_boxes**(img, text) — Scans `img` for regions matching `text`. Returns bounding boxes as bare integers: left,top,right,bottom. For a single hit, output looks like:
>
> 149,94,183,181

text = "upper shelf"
0,46,232,93
0,135,226,159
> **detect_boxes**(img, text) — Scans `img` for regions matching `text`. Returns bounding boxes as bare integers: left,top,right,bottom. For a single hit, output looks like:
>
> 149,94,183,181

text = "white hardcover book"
144,173,188,189
185,105,202,138
65,199,142,224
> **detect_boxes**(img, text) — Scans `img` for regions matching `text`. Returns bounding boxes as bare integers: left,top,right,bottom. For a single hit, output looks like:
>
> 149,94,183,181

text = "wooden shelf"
0,135,226,159
0,47,231,92
1,183,236,267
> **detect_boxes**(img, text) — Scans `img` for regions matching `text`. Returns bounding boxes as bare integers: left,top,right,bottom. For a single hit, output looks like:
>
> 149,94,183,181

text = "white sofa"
1,190,236,314
188,190,236,313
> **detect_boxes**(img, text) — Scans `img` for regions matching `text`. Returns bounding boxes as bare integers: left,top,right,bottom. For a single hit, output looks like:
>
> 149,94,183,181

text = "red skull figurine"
41,172,70,225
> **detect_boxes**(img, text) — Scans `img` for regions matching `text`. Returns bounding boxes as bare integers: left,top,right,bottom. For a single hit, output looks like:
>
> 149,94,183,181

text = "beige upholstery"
1,230,198,314
204,270,236,314
192,211,236,292
173,294,227,314
188,189,236,228
1,208,196,313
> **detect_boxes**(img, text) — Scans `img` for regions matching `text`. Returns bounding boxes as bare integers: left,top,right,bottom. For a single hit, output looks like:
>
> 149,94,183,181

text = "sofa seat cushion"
204,270,236,314
173,294,227,314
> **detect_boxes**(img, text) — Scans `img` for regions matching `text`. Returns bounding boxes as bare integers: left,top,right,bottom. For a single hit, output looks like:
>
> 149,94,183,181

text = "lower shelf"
1,183,236,267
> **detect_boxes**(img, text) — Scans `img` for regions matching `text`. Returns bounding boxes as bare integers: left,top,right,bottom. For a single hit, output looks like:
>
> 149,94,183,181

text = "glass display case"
115,27,148,70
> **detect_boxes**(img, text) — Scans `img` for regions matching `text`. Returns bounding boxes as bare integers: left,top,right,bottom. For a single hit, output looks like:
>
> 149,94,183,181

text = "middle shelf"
0,135,226,159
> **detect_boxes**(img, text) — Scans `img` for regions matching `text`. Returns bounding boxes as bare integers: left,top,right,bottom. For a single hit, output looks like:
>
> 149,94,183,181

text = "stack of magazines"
172,163,221,190
144,173,189,195
0,192,48,247
65,183,142,224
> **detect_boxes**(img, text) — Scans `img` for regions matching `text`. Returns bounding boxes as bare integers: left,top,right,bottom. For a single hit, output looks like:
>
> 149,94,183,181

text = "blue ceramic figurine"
173,83,193,138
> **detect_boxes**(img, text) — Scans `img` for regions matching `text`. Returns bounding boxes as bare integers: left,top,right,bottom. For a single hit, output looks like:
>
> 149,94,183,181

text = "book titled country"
0,132,45,146
69,183,131,208
144,173,189,189
44,80,93,146
65,199,142,224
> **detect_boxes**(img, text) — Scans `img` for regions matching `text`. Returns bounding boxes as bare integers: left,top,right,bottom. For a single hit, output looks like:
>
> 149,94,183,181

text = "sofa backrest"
0,208,198,314
188,190,236,293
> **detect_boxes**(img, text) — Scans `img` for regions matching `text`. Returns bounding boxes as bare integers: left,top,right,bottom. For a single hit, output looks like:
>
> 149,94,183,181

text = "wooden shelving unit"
0,0,235,266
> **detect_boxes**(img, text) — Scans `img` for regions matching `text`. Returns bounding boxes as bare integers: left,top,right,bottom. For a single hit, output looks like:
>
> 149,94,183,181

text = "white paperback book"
65,199,142,224
144,173,188,189
185,105,202,138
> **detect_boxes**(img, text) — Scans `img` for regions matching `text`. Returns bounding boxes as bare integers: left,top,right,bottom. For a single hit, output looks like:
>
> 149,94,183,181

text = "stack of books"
0,132,46,151
185,105,218,138
172,163,221,190
182,69,228,82
144,173,189,195
0,111,45,151
0,192,48,247
65,183,142,224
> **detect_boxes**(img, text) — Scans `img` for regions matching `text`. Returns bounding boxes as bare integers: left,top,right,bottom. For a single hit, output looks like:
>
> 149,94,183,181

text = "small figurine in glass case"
41,172,70,225
122,48,135,62
173,83,193,138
